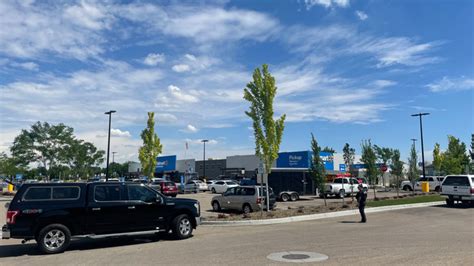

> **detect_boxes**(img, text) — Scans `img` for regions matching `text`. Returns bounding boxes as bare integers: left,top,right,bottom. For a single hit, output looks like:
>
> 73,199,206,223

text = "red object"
470,187,474,194
380,165,388,172
6,210,19,224
256,197,262,204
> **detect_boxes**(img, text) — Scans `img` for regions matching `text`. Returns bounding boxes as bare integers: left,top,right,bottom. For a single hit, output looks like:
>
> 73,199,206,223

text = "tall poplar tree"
310,133,327,206
407,143,418,195
361,140,378,198
390,149,404,197
139,112,163,180
244,64,286,211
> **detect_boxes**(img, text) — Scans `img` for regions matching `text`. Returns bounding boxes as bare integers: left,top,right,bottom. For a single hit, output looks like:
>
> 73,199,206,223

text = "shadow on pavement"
339,221,359,223
0,233,185,258
430,204,473,209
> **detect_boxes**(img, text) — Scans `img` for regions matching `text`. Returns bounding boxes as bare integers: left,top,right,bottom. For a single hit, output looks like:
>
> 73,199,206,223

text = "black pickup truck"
2,182,201,254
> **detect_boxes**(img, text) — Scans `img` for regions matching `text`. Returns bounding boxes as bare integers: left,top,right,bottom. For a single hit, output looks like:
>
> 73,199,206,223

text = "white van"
441,175,474,207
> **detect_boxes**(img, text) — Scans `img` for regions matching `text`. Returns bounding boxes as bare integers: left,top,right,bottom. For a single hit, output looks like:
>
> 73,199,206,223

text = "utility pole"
201,139,209,179
411,113,430,179
105,110,116,182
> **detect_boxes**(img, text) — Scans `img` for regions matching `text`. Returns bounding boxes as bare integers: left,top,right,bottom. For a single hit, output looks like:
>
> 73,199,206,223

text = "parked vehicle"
400,176,444,192
149,180,178,197
208,180,239,194
441,175,474,207
2,182,201,254
184,180,208,192
323,177,369,198
211,186,276,214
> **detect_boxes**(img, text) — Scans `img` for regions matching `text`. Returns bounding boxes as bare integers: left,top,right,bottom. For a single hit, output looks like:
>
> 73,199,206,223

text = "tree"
322,146,336,153
441,135,469,174
390,149,404,197
310,133,327,206
139,112,163,180
374,145,393,187
10,122,75,179
361,140,378,199
407,142,418,195
65,139,105,179
342,143,356,201
433,143,443,176
244,64,286,212
470,134,474,173
0,153,25,182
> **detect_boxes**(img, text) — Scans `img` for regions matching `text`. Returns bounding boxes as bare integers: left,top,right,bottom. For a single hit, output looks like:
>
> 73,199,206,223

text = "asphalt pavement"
1,204,472,265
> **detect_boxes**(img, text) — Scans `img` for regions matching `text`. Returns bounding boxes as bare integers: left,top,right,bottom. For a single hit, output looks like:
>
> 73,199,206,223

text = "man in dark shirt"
355,184,367,223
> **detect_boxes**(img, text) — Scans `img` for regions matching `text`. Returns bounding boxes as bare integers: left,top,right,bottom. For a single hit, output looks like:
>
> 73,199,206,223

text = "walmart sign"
155,155,177,172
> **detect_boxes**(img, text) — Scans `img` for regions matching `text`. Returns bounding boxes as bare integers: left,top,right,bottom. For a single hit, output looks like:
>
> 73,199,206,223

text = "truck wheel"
434,186,440,192
172,214,193,239
338,190,345,198
212,201,221,211
290,193,298,201
446,198,454,207
242,204,252,214
37,224,71,254
281,193,289,202
211,188,216,194
403,185,411,191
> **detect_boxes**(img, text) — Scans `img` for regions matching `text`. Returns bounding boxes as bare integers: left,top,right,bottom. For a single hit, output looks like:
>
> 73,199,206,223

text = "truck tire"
211,188,216,194
37,224,71,254
212,201,221,211
242,204,252,214
281,193,289,202
403,185,411,191
434,186,440,192
338,190,345,198
290,193,299,201
172,214,193,240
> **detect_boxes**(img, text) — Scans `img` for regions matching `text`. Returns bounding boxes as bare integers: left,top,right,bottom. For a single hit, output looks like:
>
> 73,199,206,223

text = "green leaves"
407,142,418,182
310,133,326,192
361,140,378,185
139,112,163,179
244,64,285,173
9,121,104,179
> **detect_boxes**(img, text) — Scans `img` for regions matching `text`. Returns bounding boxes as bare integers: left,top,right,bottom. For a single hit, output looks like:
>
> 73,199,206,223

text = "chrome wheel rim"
43,229,65,251
179,218,191,236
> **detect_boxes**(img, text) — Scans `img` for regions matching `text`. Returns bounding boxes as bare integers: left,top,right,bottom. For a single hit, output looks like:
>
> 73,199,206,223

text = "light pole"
411,113,430,179
105,110,116,182
112,152,117,164
201,139,208,179
411,138,417,146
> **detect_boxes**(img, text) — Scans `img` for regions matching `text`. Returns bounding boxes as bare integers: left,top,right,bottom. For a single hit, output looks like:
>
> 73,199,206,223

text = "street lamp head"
105,110,117,115
201,139,209,143
411,112,430,117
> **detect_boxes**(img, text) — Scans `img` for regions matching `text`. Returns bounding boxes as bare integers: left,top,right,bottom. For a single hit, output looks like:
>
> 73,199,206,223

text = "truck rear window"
24,187,51,200
53,187,80,199
443,176,469,186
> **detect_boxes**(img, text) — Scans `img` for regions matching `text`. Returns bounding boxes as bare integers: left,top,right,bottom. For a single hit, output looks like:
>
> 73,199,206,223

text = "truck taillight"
256,197,262,204
470,188,474,194
6,210,19,224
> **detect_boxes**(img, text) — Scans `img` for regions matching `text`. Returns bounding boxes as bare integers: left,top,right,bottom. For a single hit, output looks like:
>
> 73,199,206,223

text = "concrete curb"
201,201,445,226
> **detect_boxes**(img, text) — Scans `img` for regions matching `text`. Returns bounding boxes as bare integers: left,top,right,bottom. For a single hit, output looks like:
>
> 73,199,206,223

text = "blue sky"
0,0,473,164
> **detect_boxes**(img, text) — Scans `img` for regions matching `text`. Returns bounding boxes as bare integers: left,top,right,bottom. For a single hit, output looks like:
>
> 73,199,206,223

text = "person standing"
355,184,367,223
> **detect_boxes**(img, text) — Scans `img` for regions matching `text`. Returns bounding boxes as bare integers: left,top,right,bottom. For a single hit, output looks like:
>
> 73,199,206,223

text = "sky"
0,0,473,165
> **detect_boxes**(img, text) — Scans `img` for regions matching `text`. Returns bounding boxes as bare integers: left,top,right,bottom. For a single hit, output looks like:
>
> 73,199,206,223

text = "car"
149,180,178,197
206,180,217,187
441,175,474,207
208,180,239,194
2,182,201,254
323,177,369,198
211,186,276,214
184,180,208,192
400,176,444,192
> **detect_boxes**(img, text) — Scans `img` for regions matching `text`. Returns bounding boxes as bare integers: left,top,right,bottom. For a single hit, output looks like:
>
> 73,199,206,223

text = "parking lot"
1,203,472,265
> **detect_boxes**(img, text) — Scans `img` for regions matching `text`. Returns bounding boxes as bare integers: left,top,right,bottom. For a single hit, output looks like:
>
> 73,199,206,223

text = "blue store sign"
277,151,334,171
339,164,346,172
156,155,177,173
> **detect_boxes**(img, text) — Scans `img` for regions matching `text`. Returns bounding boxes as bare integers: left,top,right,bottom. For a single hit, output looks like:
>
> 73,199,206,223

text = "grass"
366,195,444,208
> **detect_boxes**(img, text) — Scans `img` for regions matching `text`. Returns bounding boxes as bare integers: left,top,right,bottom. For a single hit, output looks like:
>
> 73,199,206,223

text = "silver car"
211,186,276,214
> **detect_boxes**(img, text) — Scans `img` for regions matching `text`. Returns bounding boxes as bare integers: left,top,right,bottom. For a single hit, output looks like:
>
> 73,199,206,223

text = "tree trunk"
396,175,400,197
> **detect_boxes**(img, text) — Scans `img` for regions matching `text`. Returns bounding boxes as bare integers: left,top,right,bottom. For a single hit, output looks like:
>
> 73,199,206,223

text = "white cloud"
355,10,368,21
167,85,199,103
180,124,198,133
172,64,191,72
426,76,474,92
284,25,440,68
144,53,165,66
304,0,350,10
111,128,131,138
11,61,39,71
